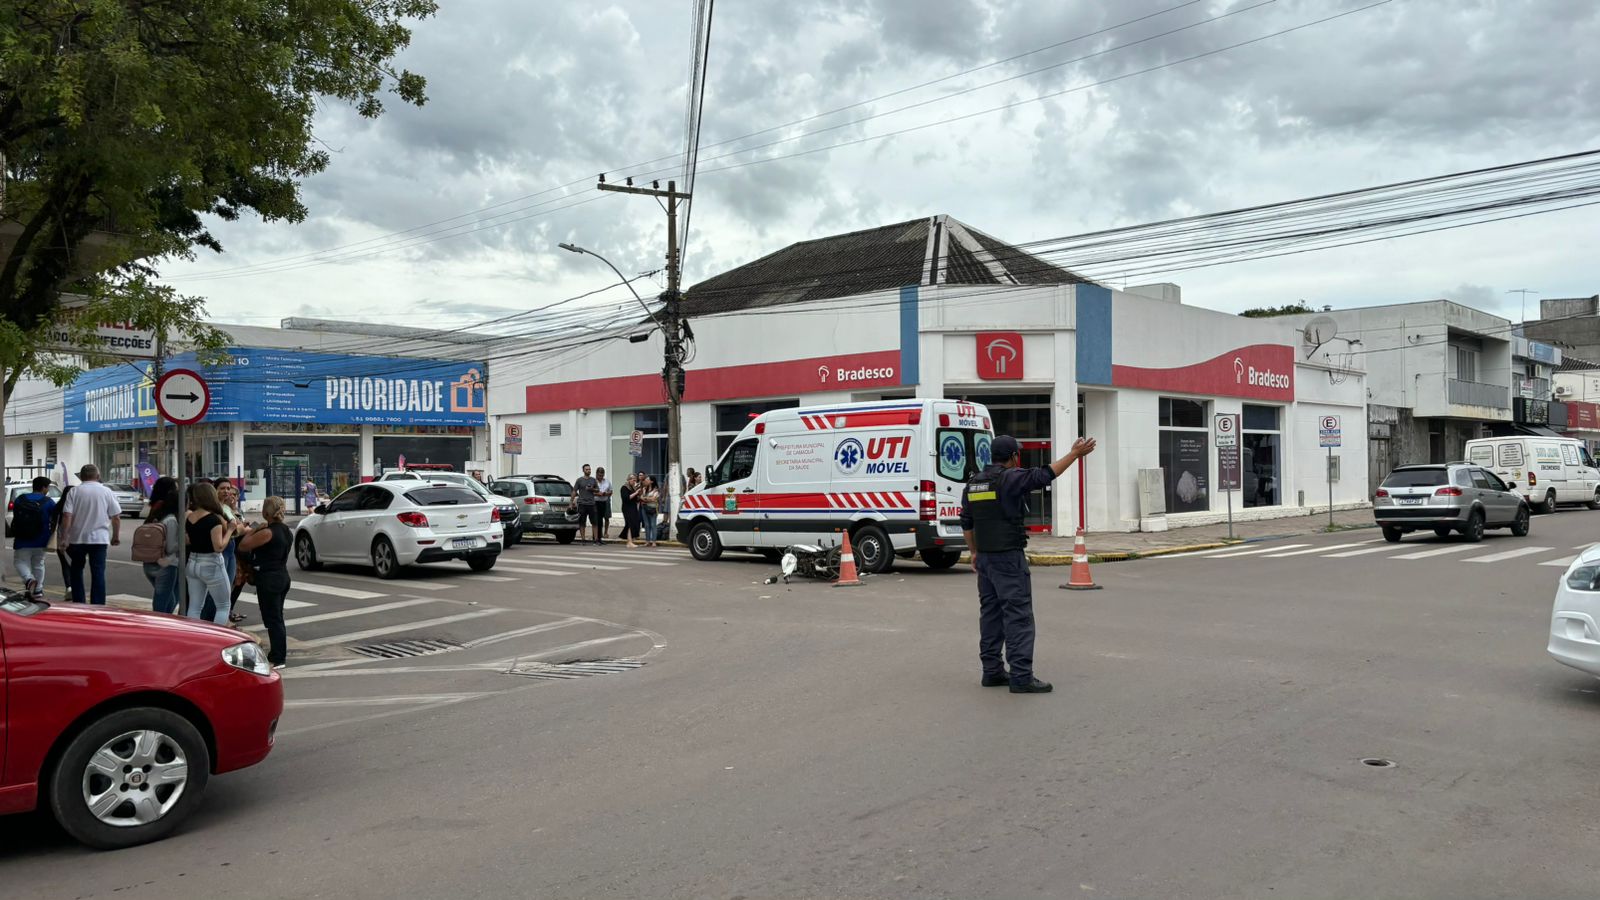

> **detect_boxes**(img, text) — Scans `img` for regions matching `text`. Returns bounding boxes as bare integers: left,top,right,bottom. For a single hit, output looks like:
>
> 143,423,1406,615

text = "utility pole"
596,177,693,526
1508,288,1539,324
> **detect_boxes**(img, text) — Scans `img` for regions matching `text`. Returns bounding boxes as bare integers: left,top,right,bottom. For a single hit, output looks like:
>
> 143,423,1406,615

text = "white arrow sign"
155,369,211,425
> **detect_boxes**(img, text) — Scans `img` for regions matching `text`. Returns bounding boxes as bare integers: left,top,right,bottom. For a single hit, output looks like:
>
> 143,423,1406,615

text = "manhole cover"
1360,757,1397,769
350,638,465,660
504,658,646,680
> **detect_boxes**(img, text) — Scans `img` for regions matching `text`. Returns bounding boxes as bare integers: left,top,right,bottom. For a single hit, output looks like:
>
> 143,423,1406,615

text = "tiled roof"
1557,355,1600,373
682,215,1093,316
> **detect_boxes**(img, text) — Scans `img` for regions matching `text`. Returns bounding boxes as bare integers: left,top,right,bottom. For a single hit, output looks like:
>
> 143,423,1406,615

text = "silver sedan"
106,483,146,518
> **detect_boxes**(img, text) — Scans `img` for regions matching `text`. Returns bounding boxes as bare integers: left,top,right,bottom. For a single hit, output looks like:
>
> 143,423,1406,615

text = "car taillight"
1375,488,1389,498
525,496,547,505
491,507,502,522
919,479,937,521
1528,471,1537,486
1435,486,1462,496
396,511,429,527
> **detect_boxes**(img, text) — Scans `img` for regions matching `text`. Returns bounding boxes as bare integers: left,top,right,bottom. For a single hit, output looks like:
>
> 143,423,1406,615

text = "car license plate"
1397,498,1423,505
452,537,478,549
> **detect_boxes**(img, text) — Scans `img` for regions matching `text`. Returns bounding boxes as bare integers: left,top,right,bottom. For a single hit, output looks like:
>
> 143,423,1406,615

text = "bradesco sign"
66,348,487,432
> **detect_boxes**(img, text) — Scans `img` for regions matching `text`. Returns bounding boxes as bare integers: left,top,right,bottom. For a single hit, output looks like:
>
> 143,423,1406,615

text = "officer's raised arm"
1046,437,1097,477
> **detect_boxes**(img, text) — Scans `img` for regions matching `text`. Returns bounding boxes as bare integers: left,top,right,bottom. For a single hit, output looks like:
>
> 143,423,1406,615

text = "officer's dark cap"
992,435,1019,462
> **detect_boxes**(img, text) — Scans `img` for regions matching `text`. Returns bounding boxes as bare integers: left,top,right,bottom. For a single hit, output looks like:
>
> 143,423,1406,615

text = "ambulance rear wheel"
851,524,892,574
689,522,723,561
920,549,961,570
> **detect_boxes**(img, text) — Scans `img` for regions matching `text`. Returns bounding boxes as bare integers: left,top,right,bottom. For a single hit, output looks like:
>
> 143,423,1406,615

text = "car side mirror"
313,504,328,515
1505,482,1516,490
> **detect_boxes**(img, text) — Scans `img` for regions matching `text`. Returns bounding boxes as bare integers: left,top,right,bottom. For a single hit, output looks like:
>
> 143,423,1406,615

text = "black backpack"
12,494,46,541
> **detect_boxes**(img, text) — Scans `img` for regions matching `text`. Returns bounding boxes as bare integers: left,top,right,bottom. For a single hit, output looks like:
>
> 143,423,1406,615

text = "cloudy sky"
156,0,1600,331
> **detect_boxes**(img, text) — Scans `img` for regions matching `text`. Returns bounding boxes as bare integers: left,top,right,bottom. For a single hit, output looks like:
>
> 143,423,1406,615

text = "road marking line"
283,692,494,708
236,594,317,610
1465,546,1554,563
296,609,506,647
282,581,388,600
1391,544,1480,560
298,570,457,590
1324,544,1409,558
1204,543,1311,559
531,554,679,567
464,617,586,648
444,574,517,582
108,593,152,604
513,633,640,660
1574,545,1598,551
502,559,630,572
1264,540,1378,557
1158,545,1251,558
243,597,441,633
1541,555,1580,567
479,565,575,577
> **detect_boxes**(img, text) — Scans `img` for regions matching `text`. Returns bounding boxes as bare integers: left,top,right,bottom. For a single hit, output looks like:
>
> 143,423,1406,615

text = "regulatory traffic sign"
155,369,210,425
1214,413,1238,448
1319,414,1342,448
505,423,523,440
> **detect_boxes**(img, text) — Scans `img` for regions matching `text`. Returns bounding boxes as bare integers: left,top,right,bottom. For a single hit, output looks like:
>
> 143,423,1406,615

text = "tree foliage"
1239,301,1318,319
0,0,437,393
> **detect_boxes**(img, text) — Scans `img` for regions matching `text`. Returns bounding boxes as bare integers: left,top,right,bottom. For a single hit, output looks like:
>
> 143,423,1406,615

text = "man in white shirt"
61,464,122,605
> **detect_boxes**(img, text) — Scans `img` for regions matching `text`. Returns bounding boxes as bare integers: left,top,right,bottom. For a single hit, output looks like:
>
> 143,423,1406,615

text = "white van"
678,399,996,573
1464,436,1600,513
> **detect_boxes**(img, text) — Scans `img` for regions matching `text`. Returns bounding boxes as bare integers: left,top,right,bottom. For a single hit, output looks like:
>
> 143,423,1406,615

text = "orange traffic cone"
834,531,864,587
1060,527,1102,591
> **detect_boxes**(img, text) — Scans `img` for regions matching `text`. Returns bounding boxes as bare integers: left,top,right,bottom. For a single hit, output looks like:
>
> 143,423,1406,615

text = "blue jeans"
202,540,239,621
641,508,659,542
186,553,232,624
143,562,181,614
67,543,109,605
13,548,47,595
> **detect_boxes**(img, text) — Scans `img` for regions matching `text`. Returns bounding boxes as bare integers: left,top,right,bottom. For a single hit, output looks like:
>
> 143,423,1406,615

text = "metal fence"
1449,378,1510,409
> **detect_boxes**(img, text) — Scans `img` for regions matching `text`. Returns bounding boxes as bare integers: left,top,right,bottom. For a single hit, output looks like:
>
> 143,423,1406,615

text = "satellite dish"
1302,315,1339,358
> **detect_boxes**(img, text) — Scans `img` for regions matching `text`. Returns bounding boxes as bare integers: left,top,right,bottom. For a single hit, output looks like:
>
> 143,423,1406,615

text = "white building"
486,216,1369,534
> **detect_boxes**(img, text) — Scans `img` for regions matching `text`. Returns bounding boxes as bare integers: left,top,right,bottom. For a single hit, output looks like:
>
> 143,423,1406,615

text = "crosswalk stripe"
244,597,441,633
463,617,586,648
496,560,585,573
1324,544,1408,558
1390,544,1480,560
1264,541,1377,557
1205,543,1311,559
236,594,317,610
1466,546,1553,563
1574,545,1599,551
283,692,493,708
449,574,517,582
1541,555,1580,568
505,559,630,572
283,581,388,601
1158,545,1250,559
296,609,506,648
302,570,458,591
532,553,679,567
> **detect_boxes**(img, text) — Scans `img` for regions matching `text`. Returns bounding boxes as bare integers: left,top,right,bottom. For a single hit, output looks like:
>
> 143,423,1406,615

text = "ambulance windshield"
937,428,992,483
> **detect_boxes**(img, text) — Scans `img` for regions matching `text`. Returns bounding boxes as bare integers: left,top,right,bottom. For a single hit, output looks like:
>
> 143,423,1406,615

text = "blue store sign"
65,348,488,432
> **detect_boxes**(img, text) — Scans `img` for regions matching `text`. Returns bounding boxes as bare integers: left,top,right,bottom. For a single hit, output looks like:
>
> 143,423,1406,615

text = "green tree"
1239,301,1318,319
0,0,438,397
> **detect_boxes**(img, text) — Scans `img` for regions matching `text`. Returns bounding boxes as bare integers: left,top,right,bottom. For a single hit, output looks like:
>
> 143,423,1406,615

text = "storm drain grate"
503,658,646,680
350,638,465,660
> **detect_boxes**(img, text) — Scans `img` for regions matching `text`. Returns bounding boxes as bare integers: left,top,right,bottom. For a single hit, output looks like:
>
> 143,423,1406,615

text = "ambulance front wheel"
689,522,724,561
851,524,893,574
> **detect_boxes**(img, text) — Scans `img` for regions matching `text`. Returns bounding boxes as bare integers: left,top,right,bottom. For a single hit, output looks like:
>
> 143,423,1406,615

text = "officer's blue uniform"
960,460,1056,686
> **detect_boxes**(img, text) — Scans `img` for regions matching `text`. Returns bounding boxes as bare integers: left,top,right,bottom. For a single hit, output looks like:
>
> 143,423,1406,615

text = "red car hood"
31,602,246,649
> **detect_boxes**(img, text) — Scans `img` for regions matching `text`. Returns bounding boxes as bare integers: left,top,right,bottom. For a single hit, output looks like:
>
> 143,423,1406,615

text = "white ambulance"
1464,435,1600,513
677,399,996,572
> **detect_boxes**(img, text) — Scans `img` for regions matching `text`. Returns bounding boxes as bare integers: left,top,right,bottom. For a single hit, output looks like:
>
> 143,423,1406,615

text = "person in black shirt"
239,496,294,668
961,434,1096,694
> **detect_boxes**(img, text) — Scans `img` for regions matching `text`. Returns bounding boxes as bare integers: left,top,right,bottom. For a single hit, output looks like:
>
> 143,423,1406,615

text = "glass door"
1018,439,1052,533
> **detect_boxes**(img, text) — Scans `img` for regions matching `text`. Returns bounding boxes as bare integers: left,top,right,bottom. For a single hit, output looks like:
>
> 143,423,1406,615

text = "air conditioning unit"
1555,385,1574,398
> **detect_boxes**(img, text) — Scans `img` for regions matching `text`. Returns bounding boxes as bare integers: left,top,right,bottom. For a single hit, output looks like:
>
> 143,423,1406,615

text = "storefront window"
373,435,472,474
1158,397,1209,513
1242,404,1281,508
611,409,668,485
716,400,799,457
246,435,359,501
95,433,136,486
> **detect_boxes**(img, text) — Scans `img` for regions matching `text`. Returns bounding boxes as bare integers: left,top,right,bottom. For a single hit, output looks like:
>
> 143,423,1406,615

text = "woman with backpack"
133,477,182,614
239,496,294,669
184,482,234,625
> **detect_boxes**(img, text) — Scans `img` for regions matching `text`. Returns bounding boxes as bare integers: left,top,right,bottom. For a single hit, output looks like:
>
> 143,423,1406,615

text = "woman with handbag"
239,496,293,669
619,473,642,548
184,483,234,624
640,476,661,548
215,480,249,623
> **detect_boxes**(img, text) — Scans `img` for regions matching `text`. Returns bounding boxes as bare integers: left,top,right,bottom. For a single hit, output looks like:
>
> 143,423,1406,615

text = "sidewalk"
1025,508,1376,564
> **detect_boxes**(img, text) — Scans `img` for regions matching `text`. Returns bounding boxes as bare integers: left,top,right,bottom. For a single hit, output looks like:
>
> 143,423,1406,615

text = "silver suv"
1375,463,1531,543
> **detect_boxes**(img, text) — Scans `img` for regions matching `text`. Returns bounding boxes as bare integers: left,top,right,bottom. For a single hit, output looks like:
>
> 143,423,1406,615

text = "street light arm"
558,242,658,323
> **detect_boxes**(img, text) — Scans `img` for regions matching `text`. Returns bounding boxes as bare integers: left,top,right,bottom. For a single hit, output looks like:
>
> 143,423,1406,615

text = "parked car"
387,471,523,545
492,475,580,543
1550,545,1600,677
5,481,62,537
1374,463,1531,543
1465,435,1600,513
0,587,282,849
106,482,146,518
294,482,502,578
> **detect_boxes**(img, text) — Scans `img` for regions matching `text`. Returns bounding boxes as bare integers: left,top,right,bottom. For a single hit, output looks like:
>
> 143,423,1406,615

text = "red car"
0,587,283,849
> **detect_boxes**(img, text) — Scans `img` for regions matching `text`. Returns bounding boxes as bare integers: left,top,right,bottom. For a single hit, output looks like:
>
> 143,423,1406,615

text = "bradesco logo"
1234,357,1290,390
822,364,896,383
835,435,912,475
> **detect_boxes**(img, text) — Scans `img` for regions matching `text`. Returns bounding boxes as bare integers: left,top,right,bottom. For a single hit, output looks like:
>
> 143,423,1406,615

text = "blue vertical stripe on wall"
900,285,920,387
1076,283,1113,385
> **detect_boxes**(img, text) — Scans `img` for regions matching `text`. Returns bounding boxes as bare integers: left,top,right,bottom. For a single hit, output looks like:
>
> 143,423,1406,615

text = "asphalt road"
5,509,1600,899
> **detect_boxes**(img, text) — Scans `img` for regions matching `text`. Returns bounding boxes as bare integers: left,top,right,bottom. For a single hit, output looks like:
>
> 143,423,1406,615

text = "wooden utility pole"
596,178,692,526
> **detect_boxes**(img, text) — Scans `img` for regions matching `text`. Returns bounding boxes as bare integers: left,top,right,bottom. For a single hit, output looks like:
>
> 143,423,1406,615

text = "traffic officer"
961,433,1096,693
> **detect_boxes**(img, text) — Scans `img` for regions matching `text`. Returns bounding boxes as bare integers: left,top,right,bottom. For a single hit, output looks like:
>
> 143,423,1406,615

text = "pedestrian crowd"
574,464,684,549
7,464,295,671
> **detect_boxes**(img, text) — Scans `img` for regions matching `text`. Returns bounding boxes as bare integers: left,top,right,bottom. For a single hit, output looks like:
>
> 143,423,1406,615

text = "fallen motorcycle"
764,542,842,584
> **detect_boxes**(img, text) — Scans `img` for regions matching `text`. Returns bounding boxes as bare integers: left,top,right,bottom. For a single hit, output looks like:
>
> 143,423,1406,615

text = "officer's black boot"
981,671,1009,687
1009,677,1053,694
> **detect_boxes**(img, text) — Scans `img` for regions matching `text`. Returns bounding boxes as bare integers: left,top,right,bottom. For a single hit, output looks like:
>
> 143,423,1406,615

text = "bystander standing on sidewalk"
620,473,642,548
135,477,183,614
573,464,599,545
240,496,294,669
61,465,121,605
640,476,661,548
595,467,613,542
10,476,56,599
